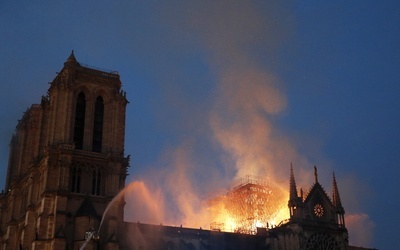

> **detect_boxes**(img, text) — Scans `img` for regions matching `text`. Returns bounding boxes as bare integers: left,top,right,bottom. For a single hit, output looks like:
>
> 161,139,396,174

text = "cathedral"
0,52,373,250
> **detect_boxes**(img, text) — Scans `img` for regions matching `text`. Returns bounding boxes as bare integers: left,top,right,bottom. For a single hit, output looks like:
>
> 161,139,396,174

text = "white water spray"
79,184,129,250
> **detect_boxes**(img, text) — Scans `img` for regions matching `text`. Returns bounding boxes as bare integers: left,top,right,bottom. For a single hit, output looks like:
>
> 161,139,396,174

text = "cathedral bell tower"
0,51,129,250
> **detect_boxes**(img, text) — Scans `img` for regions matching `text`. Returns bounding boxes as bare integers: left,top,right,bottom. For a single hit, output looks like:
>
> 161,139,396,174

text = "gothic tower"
0,51,129,250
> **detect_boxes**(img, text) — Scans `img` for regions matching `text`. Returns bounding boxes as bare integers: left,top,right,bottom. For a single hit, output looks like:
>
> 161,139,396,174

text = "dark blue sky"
1,1,399,248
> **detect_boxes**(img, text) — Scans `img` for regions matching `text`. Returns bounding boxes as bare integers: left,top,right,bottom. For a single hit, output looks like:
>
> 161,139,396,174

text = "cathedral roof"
304,182,331,204
303,167,333,206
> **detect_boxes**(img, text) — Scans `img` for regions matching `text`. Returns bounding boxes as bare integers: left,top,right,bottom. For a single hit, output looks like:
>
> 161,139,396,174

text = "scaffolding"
208,175,288,234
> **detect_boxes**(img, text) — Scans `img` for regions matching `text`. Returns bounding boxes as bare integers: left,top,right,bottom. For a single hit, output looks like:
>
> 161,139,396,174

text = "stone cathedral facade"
0,53,372,250
0,52,129,250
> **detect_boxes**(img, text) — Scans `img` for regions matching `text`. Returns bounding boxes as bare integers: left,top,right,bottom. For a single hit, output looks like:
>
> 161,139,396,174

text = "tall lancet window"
70,166,81,193
74,92,86,149
92,96,104,152
91,168,102,196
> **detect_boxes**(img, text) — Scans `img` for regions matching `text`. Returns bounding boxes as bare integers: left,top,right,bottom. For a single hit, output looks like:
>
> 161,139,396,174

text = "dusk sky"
1,1,399,249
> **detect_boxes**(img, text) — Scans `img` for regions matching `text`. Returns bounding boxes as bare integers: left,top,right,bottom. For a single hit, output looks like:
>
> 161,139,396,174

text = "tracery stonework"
305,233,340,250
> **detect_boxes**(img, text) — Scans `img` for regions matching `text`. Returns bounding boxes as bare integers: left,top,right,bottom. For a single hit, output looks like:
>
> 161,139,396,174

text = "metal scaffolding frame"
208,175,287,234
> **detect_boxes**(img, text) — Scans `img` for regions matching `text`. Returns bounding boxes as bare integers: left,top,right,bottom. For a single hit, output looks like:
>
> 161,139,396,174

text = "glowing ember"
208,175,288,234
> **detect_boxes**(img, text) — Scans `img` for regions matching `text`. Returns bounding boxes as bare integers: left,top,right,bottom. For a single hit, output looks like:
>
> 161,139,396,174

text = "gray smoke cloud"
153,0,310,181
122,1,373,245
123,0,306,229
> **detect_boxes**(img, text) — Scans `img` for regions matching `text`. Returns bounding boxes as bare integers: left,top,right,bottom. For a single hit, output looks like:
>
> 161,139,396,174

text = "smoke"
125,144,214,229
162,0,309,182
333,174,375,247
163,146,212,228
124,181,166,225
345,213,375,247
210,67,292,180
122,0,374,247
125,0,303,228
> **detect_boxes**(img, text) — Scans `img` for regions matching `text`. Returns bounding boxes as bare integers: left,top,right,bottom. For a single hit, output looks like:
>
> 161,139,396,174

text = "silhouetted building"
0,53,375,250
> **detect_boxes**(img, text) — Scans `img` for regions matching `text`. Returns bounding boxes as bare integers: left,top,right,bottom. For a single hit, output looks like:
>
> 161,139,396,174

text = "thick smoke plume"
122,0,373,246
124,0,304,228
177,0,310,182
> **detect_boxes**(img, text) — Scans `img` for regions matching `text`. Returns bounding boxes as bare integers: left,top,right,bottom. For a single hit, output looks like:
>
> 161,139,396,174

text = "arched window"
74,92,86,149
71,166,81,193
92,96,104,152
91,168,101,196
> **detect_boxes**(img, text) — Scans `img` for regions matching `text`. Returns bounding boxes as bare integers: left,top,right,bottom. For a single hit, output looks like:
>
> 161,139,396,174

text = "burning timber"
208,175,288,234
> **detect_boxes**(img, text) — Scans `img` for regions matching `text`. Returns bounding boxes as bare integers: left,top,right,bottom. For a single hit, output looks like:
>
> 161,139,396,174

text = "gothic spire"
332,172,344,211
289,163,298,202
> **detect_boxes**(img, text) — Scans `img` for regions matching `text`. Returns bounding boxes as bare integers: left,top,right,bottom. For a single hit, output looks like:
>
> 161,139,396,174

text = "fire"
207,175,289,234
122,176,290,234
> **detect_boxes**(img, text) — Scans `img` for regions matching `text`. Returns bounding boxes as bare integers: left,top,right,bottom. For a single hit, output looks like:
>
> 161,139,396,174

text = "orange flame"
207,175,289,233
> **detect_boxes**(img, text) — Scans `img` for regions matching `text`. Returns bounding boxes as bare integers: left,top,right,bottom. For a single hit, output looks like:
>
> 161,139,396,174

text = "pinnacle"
64,50,79,68
289,163,298,202
67,50,77,63
332,172,344,210
314,165,318,183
